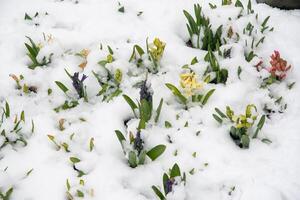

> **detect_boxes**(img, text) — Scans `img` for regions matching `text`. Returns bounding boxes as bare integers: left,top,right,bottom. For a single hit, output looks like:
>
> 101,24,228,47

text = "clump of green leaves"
9,74,37,94
213,104,267,148
123,81,163,130
222,0,232,5
129,38,166,74
93,47,122,102
25,36,53,70
54,69,88,112
66,178,93,199
165,82,215,109
0,102,34,150
183,4,222,51
115,130,166,168
0,187,13,200
152,163,186,200
204,48,228,84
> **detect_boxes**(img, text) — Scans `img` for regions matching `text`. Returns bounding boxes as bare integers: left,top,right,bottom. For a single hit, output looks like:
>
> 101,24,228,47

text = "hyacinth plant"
204,48,228,84
152,163,186,200
115,81,165,168
10,74,37,94
129,38,166,74
123,80,164,129
115,129,166,168
183,4,222,51
213,104,267,148
0,187,13,200
165,69,215,109
93,46,123,102
54,69,88,112
0,102,34,150
261,51,292,87
243,15,273,63
25,36,53,70
66,178,93,199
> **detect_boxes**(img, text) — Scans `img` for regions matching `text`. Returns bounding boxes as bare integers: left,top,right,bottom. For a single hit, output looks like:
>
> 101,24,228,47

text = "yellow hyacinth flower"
180,72,202,96
149,38,166,61
79,49,90,58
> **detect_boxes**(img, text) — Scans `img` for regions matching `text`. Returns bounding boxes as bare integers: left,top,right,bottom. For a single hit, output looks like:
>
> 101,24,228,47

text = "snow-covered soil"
0,0,300,199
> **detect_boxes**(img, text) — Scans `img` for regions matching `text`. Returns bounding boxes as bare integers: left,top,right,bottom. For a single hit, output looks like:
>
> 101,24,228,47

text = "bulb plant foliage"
93,46,122,102
0,102,34,150
25,36,53,70
55,69,88,112
115,129,166,168
213,104,266,148
129,38,166,74
10,74,37,94
66,178,93,199
123,81,163,130
183,4,222,51
204,48,228,84
152,163,186,200
115,81,165,168
0,187,13,200
165,68,215,109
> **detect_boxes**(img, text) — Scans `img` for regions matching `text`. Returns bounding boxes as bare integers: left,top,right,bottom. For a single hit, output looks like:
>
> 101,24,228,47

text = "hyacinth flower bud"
71,72,88,98
133,131,144,155
139,80,153,104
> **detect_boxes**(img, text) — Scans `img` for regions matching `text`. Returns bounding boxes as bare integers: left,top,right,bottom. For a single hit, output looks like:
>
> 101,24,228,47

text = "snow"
0,0,300,199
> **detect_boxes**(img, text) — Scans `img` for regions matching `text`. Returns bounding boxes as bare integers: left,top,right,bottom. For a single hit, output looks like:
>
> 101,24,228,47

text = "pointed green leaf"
55,81,69,93
146,144,166,161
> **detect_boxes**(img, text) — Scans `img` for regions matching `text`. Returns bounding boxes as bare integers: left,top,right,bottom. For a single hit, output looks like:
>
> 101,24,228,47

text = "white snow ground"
0,0,300,199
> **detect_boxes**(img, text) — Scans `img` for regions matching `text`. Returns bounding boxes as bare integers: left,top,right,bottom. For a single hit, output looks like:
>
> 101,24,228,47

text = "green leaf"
164,121,172,128
152,186,165,200
165,83,187,105
5,101,10,118
241,135,250,148
98,60,108,66
55,81,69,93
115,130,126,146
212,114,223,124
107,45,114,54
70,157,81,164
191,57,198,65
237,66,242,79
118,6,125,13
77,190,84,198
235,0,244,8
155,98,163,123
128,151,137,168
123,95,138,117
139,99,152,123
24,13,32,20
202,89,215,105
215,108,227,118
89,137,94,151
253,115,265,138
163,173,169,195
20,111,25,122
4,187,13,200
66,179,71,191
146,145,166,161
138,150,147,165
138,118,146,130
261,16,270,28
170,163,181,178
261,138,272,144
